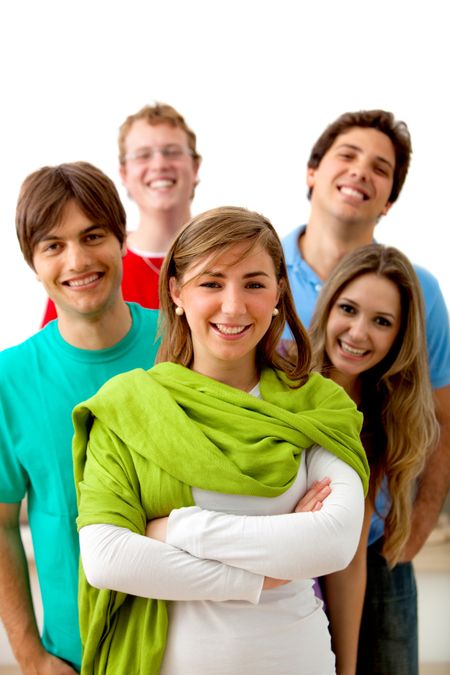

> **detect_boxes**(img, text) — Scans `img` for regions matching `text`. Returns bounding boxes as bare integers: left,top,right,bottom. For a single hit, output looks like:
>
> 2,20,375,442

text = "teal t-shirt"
0,303,159,671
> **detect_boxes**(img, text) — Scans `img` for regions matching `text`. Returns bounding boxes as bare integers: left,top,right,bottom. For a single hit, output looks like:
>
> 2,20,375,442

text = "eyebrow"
39,224,105,242
202,270,271,279
339,296,397,319
335,143,394,170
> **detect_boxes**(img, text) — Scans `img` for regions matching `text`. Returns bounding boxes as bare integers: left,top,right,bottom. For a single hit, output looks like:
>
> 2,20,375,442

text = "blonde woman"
309,243,439,675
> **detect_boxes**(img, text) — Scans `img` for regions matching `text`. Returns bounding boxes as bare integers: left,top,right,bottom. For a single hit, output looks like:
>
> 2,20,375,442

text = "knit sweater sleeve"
166,446,364,579
79,524,264,603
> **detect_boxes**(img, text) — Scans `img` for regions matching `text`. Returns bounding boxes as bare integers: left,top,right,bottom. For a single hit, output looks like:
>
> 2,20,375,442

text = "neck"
303,210,375,280
56,299,132,350
192,358,259,393
329,367,361,405
128,204,192,253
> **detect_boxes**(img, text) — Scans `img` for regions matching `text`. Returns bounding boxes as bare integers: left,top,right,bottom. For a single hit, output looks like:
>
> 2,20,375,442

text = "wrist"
16,638,47,672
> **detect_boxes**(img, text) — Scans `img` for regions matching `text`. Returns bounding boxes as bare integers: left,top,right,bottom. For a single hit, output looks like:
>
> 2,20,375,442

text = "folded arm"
166,446,365,579
79,523,264,603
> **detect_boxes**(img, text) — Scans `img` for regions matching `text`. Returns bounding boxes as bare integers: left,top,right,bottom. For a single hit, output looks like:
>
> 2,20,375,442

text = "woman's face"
325,272,402,386
170,241,280,389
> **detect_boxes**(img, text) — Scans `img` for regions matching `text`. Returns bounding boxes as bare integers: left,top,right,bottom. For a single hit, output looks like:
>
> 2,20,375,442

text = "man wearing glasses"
42,103,201,324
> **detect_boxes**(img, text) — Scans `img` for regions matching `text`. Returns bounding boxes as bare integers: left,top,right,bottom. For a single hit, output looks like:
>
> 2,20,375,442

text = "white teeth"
150,179,174,189
215,324,247,335
67,274,100,288
340,341,367,356
340,186,365,200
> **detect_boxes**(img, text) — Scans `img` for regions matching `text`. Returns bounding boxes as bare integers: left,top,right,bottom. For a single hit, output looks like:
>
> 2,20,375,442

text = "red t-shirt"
41,249,163,326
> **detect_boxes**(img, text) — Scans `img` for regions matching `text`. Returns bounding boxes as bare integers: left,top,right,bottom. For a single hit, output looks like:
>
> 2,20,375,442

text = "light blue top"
282,225,450,543
0,303,159,671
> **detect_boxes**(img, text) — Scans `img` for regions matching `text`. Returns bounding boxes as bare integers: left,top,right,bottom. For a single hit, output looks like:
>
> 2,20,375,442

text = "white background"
1,0,449,350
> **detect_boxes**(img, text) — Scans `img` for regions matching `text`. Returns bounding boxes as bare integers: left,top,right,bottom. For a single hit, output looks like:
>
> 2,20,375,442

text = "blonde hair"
118,102,201,164
310,244,439,565
157,206,311,385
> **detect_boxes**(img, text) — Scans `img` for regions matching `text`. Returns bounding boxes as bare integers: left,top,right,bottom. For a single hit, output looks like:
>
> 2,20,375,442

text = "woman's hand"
146,516,169,542
263,478,332,590
294,477,331,513
263,576,290,590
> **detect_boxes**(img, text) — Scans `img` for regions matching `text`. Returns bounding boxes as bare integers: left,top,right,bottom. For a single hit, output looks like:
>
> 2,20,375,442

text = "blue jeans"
357,538,418,675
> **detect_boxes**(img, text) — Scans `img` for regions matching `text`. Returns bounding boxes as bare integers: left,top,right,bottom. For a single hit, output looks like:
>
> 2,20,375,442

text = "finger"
295,483,332,512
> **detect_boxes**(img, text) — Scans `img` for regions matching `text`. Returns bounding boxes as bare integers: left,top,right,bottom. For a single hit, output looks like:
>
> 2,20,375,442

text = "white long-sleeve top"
80,443,364,675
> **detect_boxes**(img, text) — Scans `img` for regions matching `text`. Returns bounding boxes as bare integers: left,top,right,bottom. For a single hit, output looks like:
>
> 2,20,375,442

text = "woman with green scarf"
73,206,369,675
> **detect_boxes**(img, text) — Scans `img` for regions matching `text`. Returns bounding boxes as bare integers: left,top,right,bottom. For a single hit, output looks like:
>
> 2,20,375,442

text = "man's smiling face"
120,120,199,218
307,127,396,229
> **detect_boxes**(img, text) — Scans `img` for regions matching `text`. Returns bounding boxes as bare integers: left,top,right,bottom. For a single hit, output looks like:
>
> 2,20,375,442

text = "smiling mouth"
339,340,369,356
148,178,175,189
64,273,103,288
338,186,368,201
213,323,250,335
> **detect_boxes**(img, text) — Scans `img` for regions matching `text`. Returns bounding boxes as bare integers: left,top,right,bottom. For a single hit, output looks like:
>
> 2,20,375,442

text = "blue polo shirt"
282,225,450,542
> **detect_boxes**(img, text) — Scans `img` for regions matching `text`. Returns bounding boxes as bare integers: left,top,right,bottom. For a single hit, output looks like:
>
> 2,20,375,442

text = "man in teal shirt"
0,162,159,674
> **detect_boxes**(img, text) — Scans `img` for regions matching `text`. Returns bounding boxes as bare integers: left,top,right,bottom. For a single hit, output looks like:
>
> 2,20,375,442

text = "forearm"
321,504,372,675
0,519,45,670
168,455,364,579
403,385,450,560
80,523,263,603
322,563,366,675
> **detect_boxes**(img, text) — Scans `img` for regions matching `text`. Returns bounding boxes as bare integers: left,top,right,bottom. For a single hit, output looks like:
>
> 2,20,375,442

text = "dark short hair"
16,161,126,268
307,110,412,203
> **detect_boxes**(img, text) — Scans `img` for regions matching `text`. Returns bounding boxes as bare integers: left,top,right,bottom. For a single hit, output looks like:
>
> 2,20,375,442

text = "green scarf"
73,364,368,674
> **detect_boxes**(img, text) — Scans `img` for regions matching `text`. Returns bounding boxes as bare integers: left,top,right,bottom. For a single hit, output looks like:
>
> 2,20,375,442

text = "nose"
349,159,369,182
348,315,369,341
65,243,92,271
221,286,246,316
148,149,170,169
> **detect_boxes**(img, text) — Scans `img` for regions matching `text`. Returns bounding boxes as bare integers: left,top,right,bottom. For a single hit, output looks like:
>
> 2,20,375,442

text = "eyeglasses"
124,145,194,163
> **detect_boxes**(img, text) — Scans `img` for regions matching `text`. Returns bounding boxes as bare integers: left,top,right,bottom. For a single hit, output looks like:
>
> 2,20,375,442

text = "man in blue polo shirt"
282,110,450,675
0,162,159,674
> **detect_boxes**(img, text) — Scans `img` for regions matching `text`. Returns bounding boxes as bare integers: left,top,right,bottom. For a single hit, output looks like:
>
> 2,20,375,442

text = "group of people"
0,103,448,675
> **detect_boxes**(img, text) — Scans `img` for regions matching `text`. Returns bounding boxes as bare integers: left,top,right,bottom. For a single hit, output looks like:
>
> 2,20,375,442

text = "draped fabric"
73,364,368,674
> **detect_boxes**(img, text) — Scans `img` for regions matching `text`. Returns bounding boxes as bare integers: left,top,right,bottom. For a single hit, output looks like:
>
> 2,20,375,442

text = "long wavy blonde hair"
310,244,439,565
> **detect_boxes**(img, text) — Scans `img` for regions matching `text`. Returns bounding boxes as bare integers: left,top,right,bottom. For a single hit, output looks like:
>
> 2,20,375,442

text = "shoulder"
0,326,53,380
413,264,443,297
413,264,449,327
128,302,159,325
303,372,357,407
281,225,305,262
91,366,151,399
263,369,357,411
412,264,449,314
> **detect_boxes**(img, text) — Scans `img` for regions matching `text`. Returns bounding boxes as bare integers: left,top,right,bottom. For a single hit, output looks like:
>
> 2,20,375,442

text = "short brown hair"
118,102,201,165
157,206,312,385
307,110,412,203
16,161,126,268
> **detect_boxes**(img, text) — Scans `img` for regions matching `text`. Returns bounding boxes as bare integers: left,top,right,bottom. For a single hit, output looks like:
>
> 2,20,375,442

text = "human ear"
169,276,182,306
306,167,316,191
276,278,285,305
380,201,393,217
119,163,128,186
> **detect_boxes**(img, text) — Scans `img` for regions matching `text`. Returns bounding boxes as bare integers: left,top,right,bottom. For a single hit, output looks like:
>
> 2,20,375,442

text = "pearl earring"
272,307,279,317
175,306,184,316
